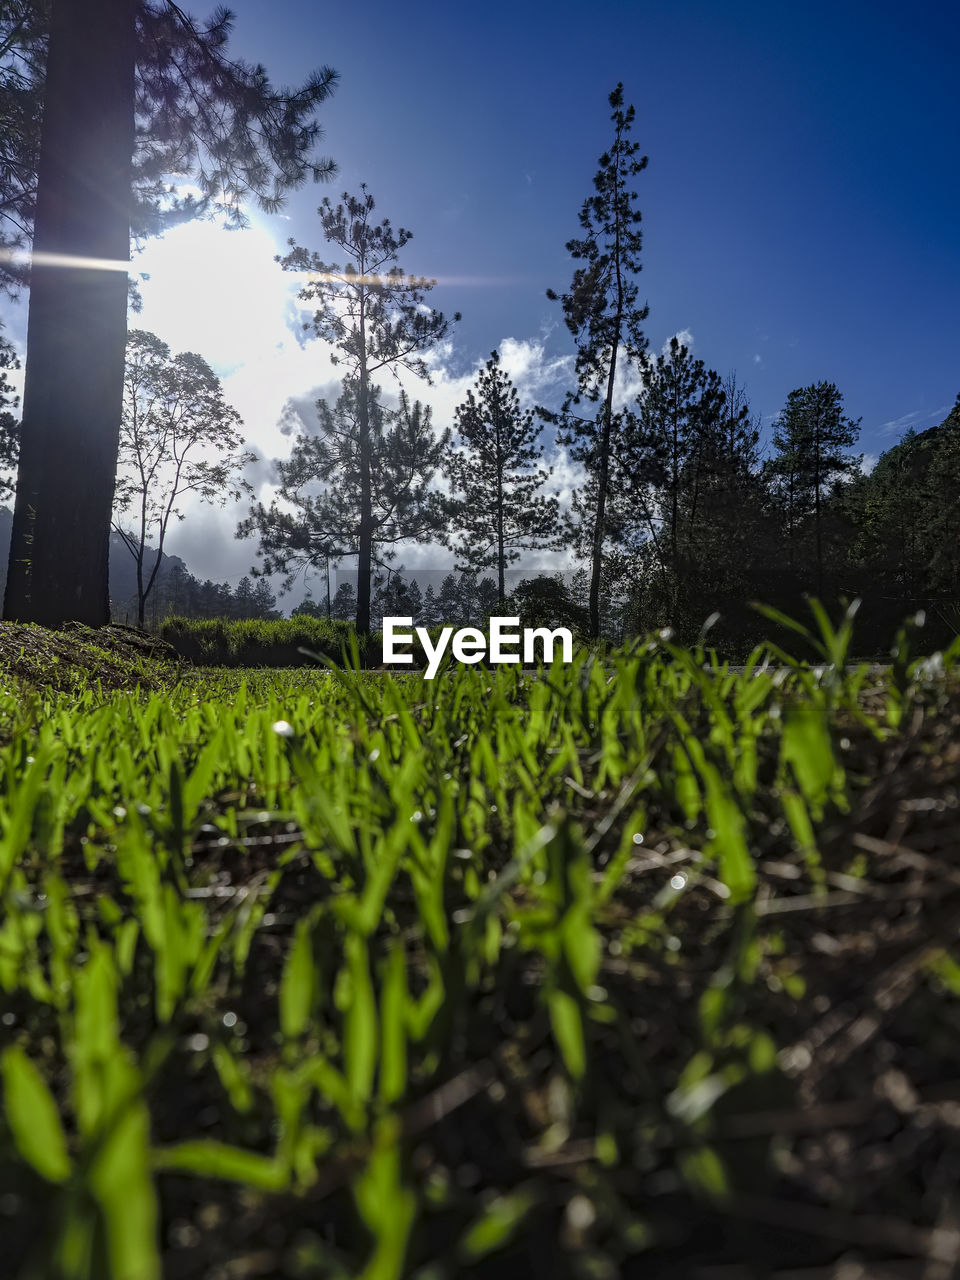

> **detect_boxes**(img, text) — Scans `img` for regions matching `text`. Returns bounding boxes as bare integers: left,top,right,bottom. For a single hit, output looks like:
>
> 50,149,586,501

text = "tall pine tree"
447,350,558,605
769,382,861,595
275,186,458,634
546,83,649,638
627,337,725,612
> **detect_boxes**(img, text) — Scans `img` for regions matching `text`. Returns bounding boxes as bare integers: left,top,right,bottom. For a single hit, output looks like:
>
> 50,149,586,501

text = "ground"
1,621,959,1279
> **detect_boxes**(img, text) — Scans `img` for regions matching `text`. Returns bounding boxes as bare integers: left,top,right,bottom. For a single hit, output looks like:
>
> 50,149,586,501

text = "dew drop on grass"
566,1195,596,1232
368,747,380,762
669,873,687,891
222,1012,238,1028
632,832,644,845
187,1033,209,1053
113,805,127,819
272,720,294,738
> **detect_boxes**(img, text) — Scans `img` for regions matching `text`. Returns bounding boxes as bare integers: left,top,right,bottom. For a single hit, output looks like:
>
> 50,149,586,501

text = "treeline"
295,569,588,636
237,88,960,656
111,559,279,629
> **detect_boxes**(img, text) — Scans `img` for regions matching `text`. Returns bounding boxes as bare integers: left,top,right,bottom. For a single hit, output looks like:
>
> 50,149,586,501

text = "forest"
1,3,960,1280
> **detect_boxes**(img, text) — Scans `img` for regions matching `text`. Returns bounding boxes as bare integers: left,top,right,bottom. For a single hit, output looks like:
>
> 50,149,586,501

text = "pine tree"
2,0,337,627
476,575,499,621
274,186,458,634
330,581,356,622
627,337,726,616
546,84,649,638
447,350,558,605
421,582,439,628
436,573,460,626
0,325,20,502
405,578,424,625
251,578,278,619
0,1,44,298
233,576,256,619
769,382,861,595
240,383,449,613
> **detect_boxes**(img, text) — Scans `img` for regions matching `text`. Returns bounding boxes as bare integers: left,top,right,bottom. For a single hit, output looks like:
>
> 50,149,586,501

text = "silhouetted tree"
421,582,439,628
448,350,558,604
329,581,356,622
2,0,336,627
241,383,449,610
0,326,20,501
546,83,649,638
0,0,45,298
769,382,861,595
112,329,254,628
845,395,960,640
274,186,458,634
436,573,460,625
509,574,589,636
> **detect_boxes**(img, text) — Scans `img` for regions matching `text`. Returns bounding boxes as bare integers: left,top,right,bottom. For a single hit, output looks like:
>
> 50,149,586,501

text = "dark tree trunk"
3,0,136,627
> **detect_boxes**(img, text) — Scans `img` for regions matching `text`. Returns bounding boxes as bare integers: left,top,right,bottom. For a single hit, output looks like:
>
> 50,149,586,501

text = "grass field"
2,606,960,1278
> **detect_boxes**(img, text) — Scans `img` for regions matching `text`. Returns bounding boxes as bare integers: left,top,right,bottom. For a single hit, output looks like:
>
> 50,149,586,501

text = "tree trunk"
3,0,136,627
355,358,373,637
495,405,506,607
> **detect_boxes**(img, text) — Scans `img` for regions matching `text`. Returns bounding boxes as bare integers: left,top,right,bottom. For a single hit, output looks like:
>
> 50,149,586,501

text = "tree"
436,573,460,626
421,581,439,628
845,395,960,627
447,349,558,605
374,572,422,630
329,581,356,622
240,382,449,613
768,382,861,595
546,83,649,639
2,0,337,627
509,574,589,636
624,338,728,621
0,324,20,501
251,577,279,619
113,329,254,628
0,0,45,298
273,185,458,634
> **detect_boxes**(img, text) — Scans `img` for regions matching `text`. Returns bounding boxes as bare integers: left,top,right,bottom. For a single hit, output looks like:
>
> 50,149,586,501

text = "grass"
1,606,960,1278
160,615,362,667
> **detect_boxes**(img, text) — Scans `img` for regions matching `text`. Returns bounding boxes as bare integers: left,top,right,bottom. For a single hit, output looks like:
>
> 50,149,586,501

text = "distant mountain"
0,508,189,620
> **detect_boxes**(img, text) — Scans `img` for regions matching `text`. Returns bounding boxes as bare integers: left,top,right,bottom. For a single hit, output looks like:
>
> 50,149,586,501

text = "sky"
3,0,959,605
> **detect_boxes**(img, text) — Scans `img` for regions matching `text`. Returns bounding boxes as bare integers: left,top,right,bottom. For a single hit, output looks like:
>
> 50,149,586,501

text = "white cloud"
662,327,694,356
877,404,951,436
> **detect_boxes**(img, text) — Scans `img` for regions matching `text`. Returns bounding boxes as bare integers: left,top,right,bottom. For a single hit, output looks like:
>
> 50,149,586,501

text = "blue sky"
244,0,959,428
3,0,958,593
